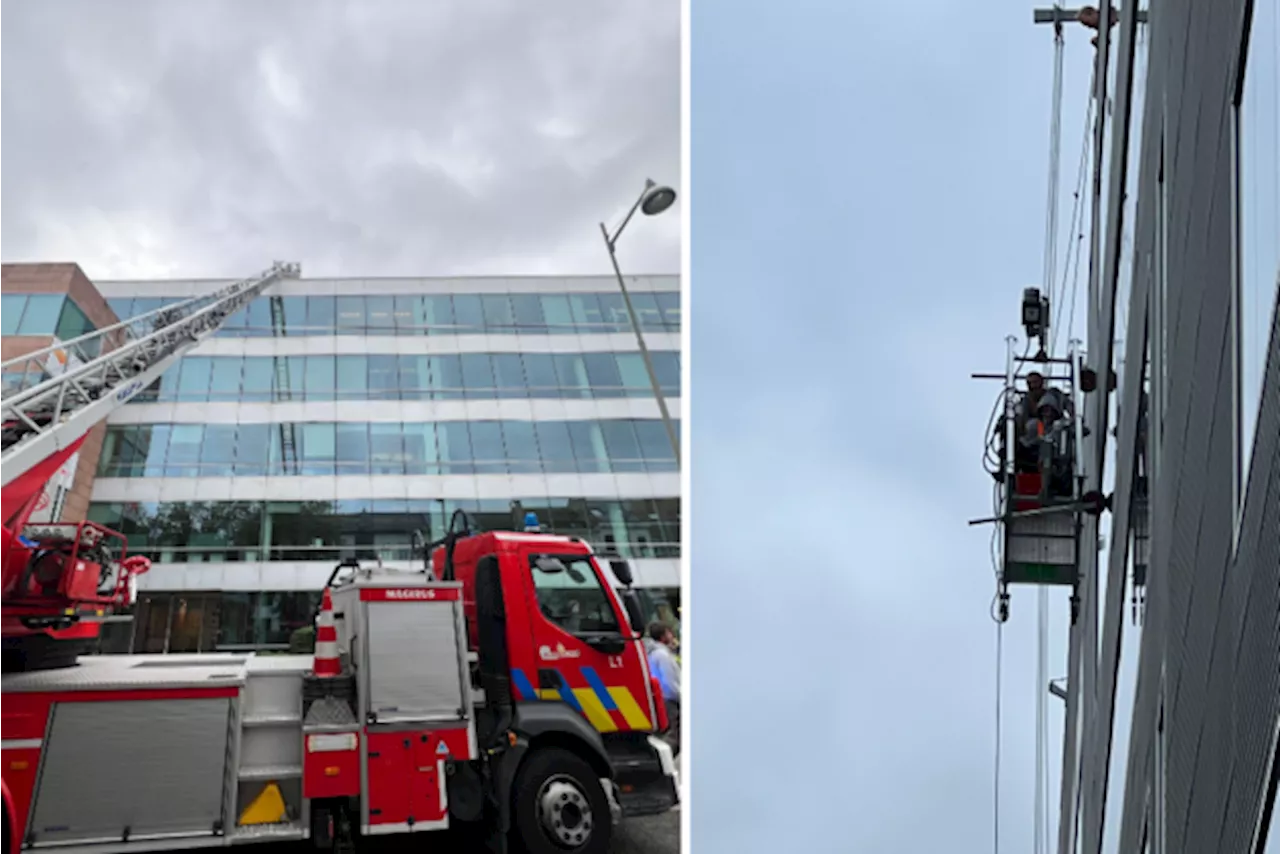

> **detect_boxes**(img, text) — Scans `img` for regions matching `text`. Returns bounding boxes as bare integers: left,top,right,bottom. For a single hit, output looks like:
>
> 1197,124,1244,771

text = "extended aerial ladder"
1,261,301,670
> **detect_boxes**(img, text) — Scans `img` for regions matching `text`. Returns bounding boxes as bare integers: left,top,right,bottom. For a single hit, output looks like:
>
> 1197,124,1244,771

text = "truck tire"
511,747,613,854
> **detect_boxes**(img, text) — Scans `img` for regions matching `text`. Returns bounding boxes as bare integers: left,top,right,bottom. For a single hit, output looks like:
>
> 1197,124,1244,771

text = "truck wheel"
511,748,612,854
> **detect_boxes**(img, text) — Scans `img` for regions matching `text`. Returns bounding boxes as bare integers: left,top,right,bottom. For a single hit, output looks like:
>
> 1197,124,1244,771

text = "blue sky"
690,1,1108,850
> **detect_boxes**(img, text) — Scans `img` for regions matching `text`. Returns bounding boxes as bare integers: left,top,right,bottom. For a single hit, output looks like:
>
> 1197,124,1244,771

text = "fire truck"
1,263,679,854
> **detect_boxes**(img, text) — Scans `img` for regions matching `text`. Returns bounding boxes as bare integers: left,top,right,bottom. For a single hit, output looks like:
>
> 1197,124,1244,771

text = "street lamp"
599,178,681,465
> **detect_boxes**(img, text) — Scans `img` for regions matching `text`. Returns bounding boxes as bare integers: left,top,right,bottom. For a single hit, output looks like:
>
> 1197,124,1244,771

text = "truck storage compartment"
26,697,233,846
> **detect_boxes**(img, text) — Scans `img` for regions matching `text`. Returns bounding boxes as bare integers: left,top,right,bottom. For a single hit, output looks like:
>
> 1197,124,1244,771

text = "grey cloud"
2,0,680,279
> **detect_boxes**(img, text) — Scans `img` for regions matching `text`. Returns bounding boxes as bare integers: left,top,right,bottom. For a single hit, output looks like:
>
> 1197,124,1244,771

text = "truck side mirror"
609,559,634,587
620,589,646,638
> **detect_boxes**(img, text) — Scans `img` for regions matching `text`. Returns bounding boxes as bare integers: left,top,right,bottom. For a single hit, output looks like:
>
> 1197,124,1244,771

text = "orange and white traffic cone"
313,588,341,678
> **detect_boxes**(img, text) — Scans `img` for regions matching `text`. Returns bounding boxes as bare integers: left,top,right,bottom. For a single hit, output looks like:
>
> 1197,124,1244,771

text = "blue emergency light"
523,512,541,533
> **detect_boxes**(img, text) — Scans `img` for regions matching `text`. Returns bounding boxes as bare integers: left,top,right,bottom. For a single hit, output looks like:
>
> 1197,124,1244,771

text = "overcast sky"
1,0,680,280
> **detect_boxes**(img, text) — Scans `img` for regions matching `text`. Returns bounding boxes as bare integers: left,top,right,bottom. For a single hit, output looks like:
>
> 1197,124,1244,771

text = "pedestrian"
644,621,681,756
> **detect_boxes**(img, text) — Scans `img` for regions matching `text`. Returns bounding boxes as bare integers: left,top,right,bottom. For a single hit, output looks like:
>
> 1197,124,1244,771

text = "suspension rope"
994,618,1005,854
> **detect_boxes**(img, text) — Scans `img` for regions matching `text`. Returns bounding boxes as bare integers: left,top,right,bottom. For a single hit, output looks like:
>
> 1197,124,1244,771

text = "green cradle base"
1004,562,1078,586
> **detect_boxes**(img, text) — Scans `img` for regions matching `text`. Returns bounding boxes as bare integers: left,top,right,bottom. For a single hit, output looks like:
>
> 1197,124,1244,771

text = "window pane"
300,423,336,475
567,422,609,473
234,424,272,476
165,425,205,476
633,420,677,472
335,423,370,475
2,295,28,335
523,354,559,396
469,421,506,474
208,358,244,402
142,425,171,476
368,355,400,400
278,296,308,334
216,306,249,338
336,296,366,334
540,294,574,334
438,422,474,474
399,355,429,401
275,356,306,402
404,423,440,475
336,355,368,401
583,353,625,398
433,355,465,400
176,357,213,402
596,292,630,333
492,354,527,398
452,295,485,333
461,353,496,399
600,420,644,472
365,296,395,334
481,294,514,333
422,295,455,333
628,291,666,332
307,296,337,332
55,299,93,342
244,299,273,338
568,293,605,333
272,424,303,476
614,353,650,396
393,295,419,333
502,421,542,474
242,357,274,402
105,297,133,322
97,426,130,477
369,423,407,475
653,292,681,331
304,355,335,401
201,425,238,476
510,294,546,333
535,421,576,472
650,351,681,396
529,555,619,634
16,295,64,335
553,354,591,399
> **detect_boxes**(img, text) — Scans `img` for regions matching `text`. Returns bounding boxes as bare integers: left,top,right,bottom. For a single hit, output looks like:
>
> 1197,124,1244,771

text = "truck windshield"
529,555,620,634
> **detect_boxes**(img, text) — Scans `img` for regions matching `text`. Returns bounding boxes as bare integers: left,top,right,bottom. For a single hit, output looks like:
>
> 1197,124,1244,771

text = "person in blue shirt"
644,621,681,756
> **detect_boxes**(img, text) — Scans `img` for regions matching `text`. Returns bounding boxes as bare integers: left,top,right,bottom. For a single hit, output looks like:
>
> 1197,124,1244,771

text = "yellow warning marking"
238,782,287,825
607,687,651,730
537,689,560,702
572,688,618,733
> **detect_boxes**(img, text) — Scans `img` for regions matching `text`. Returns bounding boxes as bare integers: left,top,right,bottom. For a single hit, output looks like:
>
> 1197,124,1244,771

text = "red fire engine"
1,263,679,854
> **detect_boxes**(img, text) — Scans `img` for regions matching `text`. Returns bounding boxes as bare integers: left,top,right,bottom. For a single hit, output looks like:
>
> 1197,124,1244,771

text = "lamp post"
599,178,681,465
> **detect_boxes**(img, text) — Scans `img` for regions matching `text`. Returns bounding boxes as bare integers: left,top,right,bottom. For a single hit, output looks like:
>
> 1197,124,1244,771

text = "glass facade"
96,418,681,477
1,293,98,340
121,351,680,403
86,497,681,563
104,290,681,337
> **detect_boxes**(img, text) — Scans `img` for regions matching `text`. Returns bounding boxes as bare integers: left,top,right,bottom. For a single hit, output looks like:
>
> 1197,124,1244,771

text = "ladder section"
0,261,301,487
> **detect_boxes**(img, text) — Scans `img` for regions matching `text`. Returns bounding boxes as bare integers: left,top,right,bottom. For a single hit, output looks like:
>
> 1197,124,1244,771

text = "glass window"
492,354,527,398
650,351,681,396
304,355,335,401
600,420,644,472
553,354,591,399
469,421,507,474
510,294,546,333
568,293,605,333
336,296,366,334
307,295,337,332
97,426,139,477
653,292,681,331
481,294,515,333
366,296,395,334
2,295,28,334
583,353,625,398
438,422,474,474
336,355,368,400
568,421,610,473
176,357,213,402
422,295,455,334
615,353,651,396
433,355,466,399
300,423,337,476
393,295,421,333
201,425,238,477
369,423,407,475
55,299,95,343
244,299,273,338
208,358,243,402
634,420,678,472
234,424,272,476
335,423,370,475
216,306,249,338
540,294,575,334
404,423,440,475
275,356,305,402
368,355,400,400
628,291,666,332
533,421,576,473
142,425,171,477
529,555,619,634
523,354,559,396
241,357,274,402
461,353,496,399
452,294,485,333
271,424,303,476
278,296,308,335
399,355,430,401
105,297,133,322
16,294,65,335
596,292,630,333
165,425,205,477
502,421,542,474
